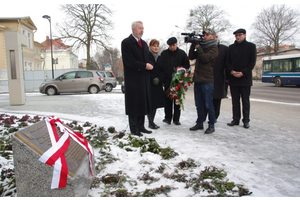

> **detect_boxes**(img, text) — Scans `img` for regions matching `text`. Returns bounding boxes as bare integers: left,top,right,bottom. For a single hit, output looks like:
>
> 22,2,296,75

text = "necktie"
138,39,142,48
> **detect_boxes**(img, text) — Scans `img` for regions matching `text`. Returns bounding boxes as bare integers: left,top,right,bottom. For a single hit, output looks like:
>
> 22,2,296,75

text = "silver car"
39,70,105,95
98,70,117,92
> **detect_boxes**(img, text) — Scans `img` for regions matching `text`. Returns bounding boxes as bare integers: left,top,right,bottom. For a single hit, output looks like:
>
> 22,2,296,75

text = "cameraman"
188,29,218,134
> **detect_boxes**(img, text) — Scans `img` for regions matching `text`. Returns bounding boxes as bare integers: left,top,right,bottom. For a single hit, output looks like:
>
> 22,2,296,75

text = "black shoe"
132,131,143,137
163,119,171,125
140,128,152,134
173,121,181,125
189,124,204,131
149,124,157,129
227,120,239,126
149,123,160,129
153,123,160,129
204,127,215,134
244,122,250,129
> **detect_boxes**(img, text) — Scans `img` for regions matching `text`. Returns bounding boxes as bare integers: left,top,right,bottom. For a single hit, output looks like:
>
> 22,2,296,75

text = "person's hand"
146,63,153,70
231,71,243,78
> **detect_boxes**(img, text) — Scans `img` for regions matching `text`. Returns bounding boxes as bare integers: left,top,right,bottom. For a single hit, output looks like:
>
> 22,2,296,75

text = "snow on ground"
1,85,300,197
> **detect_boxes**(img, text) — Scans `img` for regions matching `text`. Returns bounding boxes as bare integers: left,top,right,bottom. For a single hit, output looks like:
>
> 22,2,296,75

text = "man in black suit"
121,21,154,136
226,28,257,129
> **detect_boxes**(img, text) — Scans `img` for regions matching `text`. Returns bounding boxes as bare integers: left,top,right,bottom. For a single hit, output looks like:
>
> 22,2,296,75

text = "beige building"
0,16,42,92
0,16,80,93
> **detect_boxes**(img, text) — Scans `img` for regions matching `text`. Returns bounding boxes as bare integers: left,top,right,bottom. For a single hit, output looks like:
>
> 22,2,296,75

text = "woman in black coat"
147,39,166,129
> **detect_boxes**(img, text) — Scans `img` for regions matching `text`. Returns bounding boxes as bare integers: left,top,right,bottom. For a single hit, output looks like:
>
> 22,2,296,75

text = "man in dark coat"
161,37,190,125
226,28,257,129
204,34,228,123
121,21,154,136
212,33,228,120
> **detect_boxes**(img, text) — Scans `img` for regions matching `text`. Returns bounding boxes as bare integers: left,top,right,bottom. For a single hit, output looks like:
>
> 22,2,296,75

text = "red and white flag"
39,116,93,189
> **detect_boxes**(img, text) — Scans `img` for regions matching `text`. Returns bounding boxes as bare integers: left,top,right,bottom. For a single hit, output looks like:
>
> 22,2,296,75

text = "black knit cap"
233,28,246,34
167,37,177,45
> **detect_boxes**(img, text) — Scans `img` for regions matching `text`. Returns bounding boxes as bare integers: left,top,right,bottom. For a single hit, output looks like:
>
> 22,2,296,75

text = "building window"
35,47,39,54
27,33,31,48
28,62,33,70
36,63,40,70
24,61,27,71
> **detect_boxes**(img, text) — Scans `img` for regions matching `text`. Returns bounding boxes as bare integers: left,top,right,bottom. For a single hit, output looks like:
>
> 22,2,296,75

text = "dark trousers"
147,109,157,125
129,115,145,133
230,86,251,123
164,97,180,123
213,98,222,120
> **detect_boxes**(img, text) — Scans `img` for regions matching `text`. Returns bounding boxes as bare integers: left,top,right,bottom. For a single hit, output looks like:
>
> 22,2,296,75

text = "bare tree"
186,4,232,34
56,4,113,69
252,4,300,54
94,47,122,77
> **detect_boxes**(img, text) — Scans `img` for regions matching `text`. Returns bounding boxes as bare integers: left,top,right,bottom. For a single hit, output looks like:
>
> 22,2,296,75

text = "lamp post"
42,15,54,79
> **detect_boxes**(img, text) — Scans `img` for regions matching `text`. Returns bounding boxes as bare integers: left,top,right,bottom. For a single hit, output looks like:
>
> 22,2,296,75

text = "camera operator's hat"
203,28,216,35
233,28,246,34
167,37,177,45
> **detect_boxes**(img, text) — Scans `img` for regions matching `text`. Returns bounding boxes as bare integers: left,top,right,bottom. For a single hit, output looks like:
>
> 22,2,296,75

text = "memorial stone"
12,119,95,197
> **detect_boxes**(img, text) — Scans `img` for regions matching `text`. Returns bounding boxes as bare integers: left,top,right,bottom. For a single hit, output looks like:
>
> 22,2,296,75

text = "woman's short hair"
149,39,160,47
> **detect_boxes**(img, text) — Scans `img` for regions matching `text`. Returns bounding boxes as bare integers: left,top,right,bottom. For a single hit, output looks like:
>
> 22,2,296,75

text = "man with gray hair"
121,21,154,136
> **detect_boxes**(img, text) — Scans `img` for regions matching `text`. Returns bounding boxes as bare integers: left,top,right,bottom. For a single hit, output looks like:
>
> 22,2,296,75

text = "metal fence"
0,69,77,93
24,69,77,92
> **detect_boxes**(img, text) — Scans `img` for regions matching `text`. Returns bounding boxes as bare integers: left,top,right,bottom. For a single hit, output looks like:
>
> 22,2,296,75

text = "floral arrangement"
168,67,192,110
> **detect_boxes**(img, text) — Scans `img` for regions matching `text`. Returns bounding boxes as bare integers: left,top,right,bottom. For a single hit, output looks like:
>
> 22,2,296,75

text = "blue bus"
262,53,300,87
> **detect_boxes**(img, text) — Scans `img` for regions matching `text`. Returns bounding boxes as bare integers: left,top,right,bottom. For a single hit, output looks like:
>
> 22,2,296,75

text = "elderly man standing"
121,21,154,136
161,37,190,126
226,28,257,129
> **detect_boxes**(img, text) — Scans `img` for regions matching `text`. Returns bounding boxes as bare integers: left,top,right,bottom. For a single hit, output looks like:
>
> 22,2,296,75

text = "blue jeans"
194,82,215,127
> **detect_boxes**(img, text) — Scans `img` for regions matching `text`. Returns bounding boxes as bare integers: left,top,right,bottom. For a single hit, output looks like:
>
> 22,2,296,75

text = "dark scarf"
200,39,218,50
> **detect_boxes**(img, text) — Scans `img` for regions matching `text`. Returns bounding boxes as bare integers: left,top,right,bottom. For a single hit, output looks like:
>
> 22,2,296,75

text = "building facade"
0,16,40,92
40,37,79,77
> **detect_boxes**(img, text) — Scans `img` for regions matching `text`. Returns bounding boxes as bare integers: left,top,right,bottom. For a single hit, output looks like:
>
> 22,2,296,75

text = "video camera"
181,31,204,44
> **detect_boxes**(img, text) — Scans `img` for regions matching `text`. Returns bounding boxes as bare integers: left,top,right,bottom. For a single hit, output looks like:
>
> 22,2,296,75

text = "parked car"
39,70,105,95
121,81,125,93
98,70,117,92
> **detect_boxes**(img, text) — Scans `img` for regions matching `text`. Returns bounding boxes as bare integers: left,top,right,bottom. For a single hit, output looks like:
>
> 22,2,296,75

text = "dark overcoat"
213,44,228,99
161,48,190,90
226,39,257,87
121,34,152,116
149,53,165,109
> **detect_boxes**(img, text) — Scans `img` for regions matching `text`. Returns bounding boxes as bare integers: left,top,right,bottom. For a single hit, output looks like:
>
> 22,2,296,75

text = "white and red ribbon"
39,116,93,189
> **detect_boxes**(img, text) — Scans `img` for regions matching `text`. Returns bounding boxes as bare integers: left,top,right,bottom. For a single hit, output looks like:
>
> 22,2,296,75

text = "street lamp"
42,15,54,79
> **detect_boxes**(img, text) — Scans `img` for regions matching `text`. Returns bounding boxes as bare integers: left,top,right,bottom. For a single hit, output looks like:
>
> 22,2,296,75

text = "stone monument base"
12,120,95,197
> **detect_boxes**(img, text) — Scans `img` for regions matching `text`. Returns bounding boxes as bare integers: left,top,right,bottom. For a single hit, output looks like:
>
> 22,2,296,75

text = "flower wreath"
168,67,192,110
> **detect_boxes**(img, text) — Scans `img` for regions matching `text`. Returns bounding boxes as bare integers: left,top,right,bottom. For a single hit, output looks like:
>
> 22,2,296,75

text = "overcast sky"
2,0,300,58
